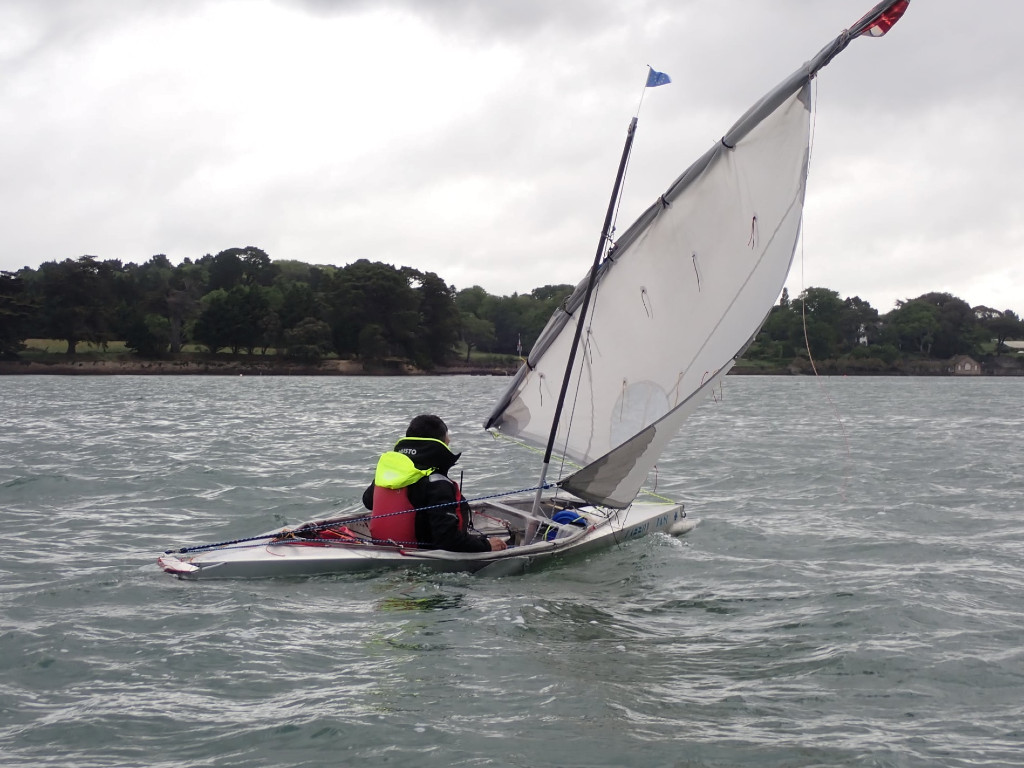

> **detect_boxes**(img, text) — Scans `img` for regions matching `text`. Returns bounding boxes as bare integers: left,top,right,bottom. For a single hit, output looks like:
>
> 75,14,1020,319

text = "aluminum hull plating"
158,497,696,580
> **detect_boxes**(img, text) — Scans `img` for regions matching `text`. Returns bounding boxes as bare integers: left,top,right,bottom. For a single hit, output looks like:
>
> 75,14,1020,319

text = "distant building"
1004,341,1024,354
950,355,981,375
856,323,868,346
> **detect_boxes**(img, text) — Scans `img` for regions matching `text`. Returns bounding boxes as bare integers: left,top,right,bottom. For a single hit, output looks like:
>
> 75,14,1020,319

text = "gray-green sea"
2,374,1023,767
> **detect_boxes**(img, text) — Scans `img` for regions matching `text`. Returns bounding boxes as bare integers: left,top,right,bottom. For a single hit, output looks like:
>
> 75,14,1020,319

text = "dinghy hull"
158,497,695,580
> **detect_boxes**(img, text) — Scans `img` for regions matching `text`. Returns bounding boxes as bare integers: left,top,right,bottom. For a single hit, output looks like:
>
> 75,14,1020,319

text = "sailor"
362,414,508,552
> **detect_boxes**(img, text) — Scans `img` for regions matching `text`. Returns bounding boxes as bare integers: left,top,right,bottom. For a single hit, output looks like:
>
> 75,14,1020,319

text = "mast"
531,116,637,514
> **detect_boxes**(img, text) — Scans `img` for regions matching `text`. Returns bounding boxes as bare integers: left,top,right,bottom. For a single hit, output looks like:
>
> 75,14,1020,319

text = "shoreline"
0,357,520,377
1,357,1022,377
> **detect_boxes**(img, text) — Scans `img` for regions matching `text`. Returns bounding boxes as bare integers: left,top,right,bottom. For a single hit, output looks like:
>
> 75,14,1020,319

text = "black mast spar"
531,116,638,515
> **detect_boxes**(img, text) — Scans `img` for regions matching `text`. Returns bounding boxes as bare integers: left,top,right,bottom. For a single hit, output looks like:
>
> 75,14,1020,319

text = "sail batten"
485,2,909,508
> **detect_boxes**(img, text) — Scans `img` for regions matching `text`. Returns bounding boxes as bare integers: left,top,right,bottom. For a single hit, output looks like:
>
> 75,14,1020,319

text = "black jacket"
362,437,490,553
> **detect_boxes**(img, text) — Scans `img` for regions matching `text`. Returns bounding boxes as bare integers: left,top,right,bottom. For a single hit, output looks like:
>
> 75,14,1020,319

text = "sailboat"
159,1,910,579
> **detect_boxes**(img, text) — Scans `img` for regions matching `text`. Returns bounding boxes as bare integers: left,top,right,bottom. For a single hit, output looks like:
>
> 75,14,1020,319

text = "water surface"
1,375,1022,767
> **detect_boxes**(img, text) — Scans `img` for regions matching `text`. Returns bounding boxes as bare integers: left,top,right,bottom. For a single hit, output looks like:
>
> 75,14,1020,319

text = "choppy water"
1,374,1023,767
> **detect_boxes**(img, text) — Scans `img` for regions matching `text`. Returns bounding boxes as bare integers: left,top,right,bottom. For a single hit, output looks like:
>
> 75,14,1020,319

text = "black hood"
393,437,461,474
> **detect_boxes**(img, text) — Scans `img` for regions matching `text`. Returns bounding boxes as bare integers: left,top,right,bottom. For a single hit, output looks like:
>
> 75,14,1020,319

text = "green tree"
459,311,496,361
484,294,525,354
477,285,572,355
839,296,879,351
454,285,490,318
132,255,174,313
192,286,268,354
520,285,573,351
284,317,334,362
358,323,388,364
115,255,175,353
278,282,324,332
238,246,277,287
0,271,34,358
326,260,419,359
792,287,843,359
237,286,272,354
750,298,801,360
124,313,172,357
203,249,244,292
34,256,114,354
409,270,459,367
885,299,940,355
983,309,1024,353
274,259,314,285
192,289,236,353
910,292,981,358
167,260,205,353
258,310,283,355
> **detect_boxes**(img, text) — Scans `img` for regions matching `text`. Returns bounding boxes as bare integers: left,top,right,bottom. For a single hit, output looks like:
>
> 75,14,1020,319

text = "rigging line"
809,71,820,171
610,149,634,245
565,284,605,480
634,78,647,119
642,466,688,510
798,78,819,314
555,241,609,489
557,329,592,486
797,76,851,504
799,292,852,504
642,488,680,505
617,68,662,248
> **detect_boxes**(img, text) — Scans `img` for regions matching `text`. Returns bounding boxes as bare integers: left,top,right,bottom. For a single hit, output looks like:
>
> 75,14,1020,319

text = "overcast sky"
2,0,1021,315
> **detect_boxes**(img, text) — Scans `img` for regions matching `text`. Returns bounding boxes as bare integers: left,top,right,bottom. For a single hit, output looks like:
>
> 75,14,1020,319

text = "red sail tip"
857,0,910,37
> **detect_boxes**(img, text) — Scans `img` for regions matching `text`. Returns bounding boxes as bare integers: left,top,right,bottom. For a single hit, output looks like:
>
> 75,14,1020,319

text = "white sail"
485,1,910,508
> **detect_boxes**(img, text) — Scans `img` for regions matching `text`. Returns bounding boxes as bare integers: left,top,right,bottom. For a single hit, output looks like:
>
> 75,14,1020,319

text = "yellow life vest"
373,450,433,489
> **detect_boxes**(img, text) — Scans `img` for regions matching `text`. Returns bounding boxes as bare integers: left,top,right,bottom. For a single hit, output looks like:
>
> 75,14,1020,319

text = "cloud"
1,0,1021,317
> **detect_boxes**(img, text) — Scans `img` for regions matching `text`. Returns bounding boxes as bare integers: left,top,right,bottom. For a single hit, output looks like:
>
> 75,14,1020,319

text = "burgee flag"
645,68,671,88
856,0,910,37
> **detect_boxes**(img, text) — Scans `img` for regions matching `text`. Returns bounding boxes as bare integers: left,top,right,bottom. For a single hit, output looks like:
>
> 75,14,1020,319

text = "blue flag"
645,68,671,88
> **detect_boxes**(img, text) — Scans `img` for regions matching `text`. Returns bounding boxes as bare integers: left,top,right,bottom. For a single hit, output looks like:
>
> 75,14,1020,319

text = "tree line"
744,287,1023,369
0,249,573,367
0,250,1021,368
